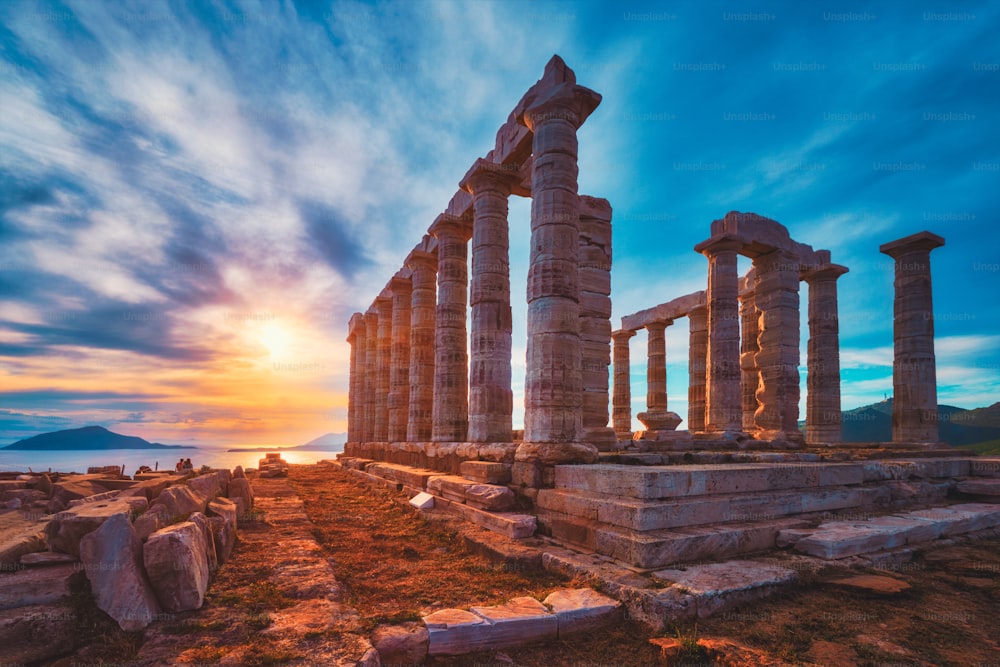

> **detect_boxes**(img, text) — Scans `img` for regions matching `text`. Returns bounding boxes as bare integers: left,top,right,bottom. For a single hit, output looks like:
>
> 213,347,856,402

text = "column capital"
347,312,366,342
802,263,849,284
405,248,438,271
374,294,392,311
612,329,637,342
459,157,522,196
645,320,672,333
429,212,473,242
389,275,412,294
518,83,602,131
695,234,744,257
880,231,945,258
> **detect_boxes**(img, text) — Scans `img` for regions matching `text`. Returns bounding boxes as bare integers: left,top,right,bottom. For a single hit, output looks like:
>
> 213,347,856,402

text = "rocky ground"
43,462,1000,666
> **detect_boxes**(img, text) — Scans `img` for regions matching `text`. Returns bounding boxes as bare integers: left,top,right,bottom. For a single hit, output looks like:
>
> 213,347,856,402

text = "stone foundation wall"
343,441,518,475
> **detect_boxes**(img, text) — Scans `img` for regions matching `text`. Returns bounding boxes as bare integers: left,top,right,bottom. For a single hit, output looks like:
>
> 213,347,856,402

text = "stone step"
366,462,440,490
971,458,1000,477
956,478,1000,500
536,483,890,532
426,476,515,511
554,462,866,500
432,495,536,540
785,503,1000,559
537,511,807,569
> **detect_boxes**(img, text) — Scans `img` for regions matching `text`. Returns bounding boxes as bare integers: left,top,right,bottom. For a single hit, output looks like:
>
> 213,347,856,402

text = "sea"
0,446,344,475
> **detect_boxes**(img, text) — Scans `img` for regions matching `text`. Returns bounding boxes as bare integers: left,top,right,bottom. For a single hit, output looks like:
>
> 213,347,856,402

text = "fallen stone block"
47,479,111,513
409,491,435,510
0,529,45,567
80,512,161,631
20,551,77,567
956,478,1000,500
133,504,171,542
424,608,492,656
543,588,622,636
459,461,512,485
372,621,429,665
651,560,797,618
209,515,236,564
144,521,211,612
427,475,515,511
45,497,147,557
469,596,555,649
190,511,219,574
228,477,254,513
0,603,78,664
0,562,81,610
154,484,207,520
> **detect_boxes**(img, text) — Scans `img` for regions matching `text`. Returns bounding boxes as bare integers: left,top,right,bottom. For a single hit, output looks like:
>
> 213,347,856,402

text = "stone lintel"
620,291,706,332
879,231,946,258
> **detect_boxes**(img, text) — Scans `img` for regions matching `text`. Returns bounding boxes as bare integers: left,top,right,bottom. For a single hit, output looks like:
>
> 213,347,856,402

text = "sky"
1,0,998,447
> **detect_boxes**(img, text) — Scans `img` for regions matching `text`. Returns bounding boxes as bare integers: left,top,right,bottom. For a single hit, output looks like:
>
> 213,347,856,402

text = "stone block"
45,497,145,557
956,478,1000,499
0,562,80,610
19,551,77,567
0,529,45,567
651,561,797,618
47,479,110,513
543,588,622,636
134,505,170,541
372,622,429,665
424,608,492,656
409,492,435,510
228,477,255,514
971,458,1000,477
188,471,224,503
469,596,556,648
155,484,207,520
0,604,78,664
79,512,161,631
190,512,218,574
460,461,512,484
143,521,211,612
427,475,515,511
208,516,236,565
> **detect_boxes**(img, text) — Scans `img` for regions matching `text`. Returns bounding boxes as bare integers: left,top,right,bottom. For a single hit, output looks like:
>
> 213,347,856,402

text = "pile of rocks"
0,465,255,662
258,452,289,478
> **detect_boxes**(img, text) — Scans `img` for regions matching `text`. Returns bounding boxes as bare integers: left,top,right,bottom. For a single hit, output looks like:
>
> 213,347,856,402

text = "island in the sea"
226,432,345,452
3,425,195,450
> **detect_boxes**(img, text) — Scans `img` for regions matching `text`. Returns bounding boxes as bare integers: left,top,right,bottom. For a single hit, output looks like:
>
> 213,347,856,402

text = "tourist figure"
183,458,194,470
175,458,185,471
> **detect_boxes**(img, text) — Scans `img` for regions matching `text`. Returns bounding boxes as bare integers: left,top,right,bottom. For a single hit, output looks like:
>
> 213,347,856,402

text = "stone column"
612,329,636,439
346,313,366,444
374,294,393,442
645,321,669,413
430,213,472,442
695,236,743,432
739,286,760,432
363,309,379,442
880,231,945,444
461,159,520,443
579,196,615,448
804,263,848,445
687,305,708,432
406,249,437,442
518,77,601,451
752,249,802,442
388,275,412,443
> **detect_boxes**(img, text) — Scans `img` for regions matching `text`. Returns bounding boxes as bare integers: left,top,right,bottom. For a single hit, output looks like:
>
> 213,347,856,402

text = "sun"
258,322,293,360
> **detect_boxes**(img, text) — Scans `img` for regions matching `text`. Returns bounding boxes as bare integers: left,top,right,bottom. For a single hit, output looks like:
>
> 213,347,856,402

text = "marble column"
880,231,945,444
687,305,708,432
645,321,668,413
695,236,743,432
804,263,848,445
346,313,366,444
519,78,601,447
579,196,615,448
363,309,379,442
388,275,412,443
430,213,472,442
406,248,438,442
461,159,520,443
739,286,760,432
752,249,802,442
374,294,393,442
612,329,636,439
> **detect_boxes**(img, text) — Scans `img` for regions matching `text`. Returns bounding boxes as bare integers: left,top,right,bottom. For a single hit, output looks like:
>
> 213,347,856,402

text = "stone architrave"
696,236,743,432
374,295,393,442
346,313,366,444
406,248,438,442
739,286,760,431
363,310,379,442
517,62,601,447
579,196,615,447
388,275,413,442
804,263,848,444
687,305,708,432
880,231,945,444
611,329,636,439
461,158,521,443
753,249,802,442
430,213,473,442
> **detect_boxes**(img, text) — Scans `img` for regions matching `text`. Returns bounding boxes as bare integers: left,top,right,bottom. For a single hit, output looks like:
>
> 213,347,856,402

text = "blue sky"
1,0,998,445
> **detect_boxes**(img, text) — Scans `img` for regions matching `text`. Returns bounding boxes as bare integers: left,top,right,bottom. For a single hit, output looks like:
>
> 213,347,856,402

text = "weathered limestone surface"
579,196,615,447
143,521,211,612
687,305,708,432
738,281,759,431
374,295,393,442
79,512,161,631
346,313,366,444
45,497,147,557
372,621,429,665
611,329,636,439
543,588,622,636
469,597,557,648
207,497,238,563
424,608,491,656
363,310,379,442
406,246,438,442
650,561,797,618
0,562,79,610
427,475,515,511
430,213,473,442
388,275,413,442
645,320,668,413
462,159,518,443
459,460,512,485
0,604,78,664
880,231,945,444
153,484,206,520
697,236,742,432
805,264,848,444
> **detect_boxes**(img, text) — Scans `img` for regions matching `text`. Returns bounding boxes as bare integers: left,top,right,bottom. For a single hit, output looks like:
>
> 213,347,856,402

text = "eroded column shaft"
753,249,801,439
645,321,668,412
406,250,437,442
687,306,708,432
805,266,847,444
612,329,636,438
388,276,412,442
374,296,393,442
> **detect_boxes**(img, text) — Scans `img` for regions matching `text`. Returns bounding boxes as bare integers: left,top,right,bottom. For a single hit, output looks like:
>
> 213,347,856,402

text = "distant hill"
3,425,194,450
226,432,346,453
837,399,1000,446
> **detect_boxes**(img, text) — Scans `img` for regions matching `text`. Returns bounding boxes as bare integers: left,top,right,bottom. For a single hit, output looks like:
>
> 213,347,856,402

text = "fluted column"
363,310,378,442
696,236,743,432
687,305,708,432
753,249,802,442
645,321,668,413
374,295,393,442
880,231,945,444
388,276,412,442
519,78,601,446
579,196,615,448
739,287,760,431
406,249,438,442
804,264,848,444
430,213,472,442
346,313,366,444
461,159,520,443
612,329,636,439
